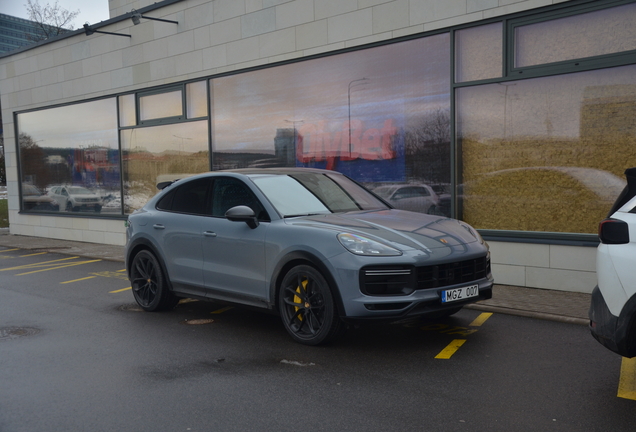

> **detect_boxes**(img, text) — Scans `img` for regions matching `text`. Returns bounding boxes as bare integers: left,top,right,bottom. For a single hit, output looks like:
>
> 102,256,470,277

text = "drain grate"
0,327,40,341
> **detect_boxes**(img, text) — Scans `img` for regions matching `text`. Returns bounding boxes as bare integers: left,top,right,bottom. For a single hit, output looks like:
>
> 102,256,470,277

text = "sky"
0,0,110,28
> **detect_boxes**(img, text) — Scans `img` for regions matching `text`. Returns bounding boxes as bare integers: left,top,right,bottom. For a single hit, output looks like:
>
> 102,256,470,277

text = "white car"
48,185,103,213
373,184,440,214
589,167,636,357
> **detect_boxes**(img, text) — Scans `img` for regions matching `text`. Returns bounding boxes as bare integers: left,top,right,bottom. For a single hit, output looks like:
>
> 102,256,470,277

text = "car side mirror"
225,205,259,229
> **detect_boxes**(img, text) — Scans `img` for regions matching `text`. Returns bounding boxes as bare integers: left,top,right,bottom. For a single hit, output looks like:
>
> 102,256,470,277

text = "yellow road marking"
435,339,467,359
0,248,19,252
110,287,131,293
618,357,636,400
60,276,96,284
19,252,48,257
0,256,80,272
16,259,101,276
116,269,127,272
470,312,493,327
179,298,198,304
211,306,234,314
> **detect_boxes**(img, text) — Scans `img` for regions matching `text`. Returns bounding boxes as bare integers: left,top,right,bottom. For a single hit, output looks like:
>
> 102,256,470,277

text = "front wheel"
130,250,179,311
278,265,343,345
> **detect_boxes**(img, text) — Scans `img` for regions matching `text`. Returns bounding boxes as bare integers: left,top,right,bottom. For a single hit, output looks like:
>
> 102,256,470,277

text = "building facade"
1,0,635,293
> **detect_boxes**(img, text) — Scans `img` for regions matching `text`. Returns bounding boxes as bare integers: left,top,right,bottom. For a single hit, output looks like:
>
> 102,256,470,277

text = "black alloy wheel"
279,265,343,345
130,250,179,311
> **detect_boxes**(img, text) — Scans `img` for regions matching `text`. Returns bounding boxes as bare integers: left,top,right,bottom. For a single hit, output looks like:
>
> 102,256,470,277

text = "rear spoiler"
157,180,180,190
607,167,636,216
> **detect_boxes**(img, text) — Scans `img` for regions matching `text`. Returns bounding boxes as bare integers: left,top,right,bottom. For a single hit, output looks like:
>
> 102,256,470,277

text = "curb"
466,303,589,326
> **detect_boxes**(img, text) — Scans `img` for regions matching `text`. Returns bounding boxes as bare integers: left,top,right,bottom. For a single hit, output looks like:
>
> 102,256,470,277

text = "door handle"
204,231,217,237
153,224,165,230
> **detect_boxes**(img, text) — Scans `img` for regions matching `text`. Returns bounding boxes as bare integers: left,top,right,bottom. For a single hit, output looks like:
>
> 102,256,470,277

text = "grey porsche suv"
125,168,493,345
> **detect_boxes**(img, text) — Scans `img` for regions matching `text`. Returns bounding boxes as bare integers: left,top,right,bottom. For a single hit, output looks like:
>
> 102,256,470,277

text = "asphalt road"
1,248,634,431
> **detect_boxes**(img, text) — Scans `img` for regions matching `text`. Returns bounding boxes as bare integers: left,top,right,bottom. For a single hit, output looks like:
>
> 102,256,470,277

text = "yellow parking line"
618,357,636,400
16,259,101,276
211,306,234,314
60,276,97,284
0,256,80,272
435,339,467,359
19,252,48,257
470,312,493,327
110,287,131,293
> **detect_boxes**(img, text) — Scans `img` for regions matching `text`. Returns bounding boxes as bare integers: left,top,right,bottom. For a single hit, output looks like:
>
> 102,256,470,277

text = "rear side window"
157,178,210,215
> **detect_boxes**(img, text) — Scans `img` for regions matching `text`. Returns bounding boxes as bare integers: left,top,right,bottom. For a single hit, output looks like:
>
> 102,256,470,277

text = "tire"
94,205,102,213
278,265,343,345
130,250,179,312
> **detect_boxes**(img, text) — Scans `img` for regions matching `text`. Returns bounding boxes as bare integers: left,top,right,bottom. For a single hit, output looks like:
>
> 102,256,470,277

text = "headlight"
337,233,402,256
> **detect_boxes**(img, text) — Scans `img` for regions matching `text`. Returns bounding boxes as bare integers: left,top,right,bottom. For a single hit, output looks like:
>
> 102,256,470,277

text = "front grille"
417,256,489,289
361,256,489,296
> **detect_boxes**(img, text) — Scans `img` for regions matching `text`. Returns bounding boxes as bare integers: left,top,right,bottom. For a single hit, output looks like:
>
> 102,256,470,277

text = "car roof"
157,167,344,189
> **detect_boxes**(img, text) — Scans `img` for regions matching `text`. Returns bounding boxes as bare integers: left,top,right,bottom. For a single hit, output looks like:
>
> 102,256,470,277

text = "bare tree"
24,0,80,41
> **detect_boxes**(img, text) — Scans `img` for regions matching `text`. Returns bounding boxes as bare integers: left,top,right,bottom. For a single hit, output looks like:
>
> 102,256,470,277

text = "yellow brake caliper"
294,279,308,321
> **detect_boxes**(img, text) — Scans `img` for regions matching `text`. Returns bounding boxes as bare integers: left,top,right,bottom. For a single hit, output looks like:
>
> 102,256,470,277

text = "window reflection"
17,98,120,214
457,65,635,233
515,3,636,68
455,22,502,83
139,90,183,122
121,121,209,213
211,34,451,216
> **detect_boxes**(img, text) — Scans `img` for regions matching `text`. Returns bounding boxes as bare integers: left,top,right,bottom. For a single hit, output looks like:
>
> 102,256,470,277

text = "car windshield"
23,184,42,196
250,172,389,217
68,187,93,195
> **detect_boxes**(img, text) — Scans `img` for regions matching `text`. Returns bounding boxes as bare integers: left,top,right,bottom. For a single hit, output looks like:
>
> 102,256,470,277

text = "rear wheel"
130,250,179,311
278,265,343,345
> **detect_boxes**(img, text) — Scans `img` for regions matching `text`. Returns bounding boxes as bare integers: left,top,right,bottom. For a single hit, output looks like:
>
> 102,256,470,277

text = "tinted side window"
211,177,268,221
170,178,211,215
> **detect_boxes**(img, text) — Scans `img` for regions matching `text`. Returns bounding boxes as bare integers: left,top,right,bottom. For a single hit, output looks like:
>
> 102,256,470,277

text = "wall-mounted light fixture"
131,9,178,26
83,22,131,38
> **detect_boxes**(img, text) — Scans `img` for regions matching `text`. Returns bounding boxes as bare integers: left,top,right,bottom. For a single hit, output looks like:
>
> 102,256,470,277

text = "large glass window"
17,98,120,214
456,65,634,234
211,34,451,215
121,121,209,213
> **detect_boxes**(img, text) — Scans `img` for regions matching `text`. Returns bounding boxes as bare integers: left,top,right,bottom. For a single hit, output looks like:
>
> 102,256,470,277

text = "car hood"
286,209,482,252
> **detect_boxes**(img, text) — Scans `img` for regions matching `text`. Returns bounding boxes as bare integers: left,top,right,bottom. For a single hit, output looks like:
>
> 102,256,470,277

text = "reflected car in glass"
590,167,636,357
373,184,441,214
22,184,59,212
125,168,493,345
48,185,103,213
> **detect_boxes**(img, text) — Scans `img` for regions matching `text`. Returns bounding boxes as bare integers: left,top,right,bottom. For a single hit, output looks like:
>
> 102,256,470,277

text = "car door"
152,177,211,297
201,177,269,305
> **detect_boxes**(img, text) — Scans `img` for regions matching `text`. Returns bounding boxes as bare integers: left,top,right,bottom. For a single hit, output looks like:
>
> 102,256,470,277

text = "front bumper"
589,285,636,358
341,277,493,322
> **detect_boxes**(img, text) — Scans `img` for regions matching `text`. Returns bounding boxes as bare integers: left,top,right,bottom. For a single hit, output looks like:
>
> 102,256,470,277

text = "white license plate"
441,284,479,303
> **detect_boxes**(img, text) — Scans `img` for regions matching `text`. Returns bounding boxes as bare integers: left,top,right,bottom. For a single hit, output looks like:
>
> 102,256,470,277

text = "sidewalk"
0,229,591,326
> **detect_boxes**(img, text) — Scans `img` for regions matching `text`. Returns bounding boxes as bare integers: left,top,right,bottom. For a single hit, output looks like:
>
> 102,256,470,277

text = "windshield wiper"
283,212,326,218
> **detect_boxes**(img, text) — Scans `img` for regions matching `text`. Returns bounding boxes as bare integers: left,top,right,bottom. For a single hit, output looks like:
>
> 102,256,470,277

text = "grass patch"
0,199,8,228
